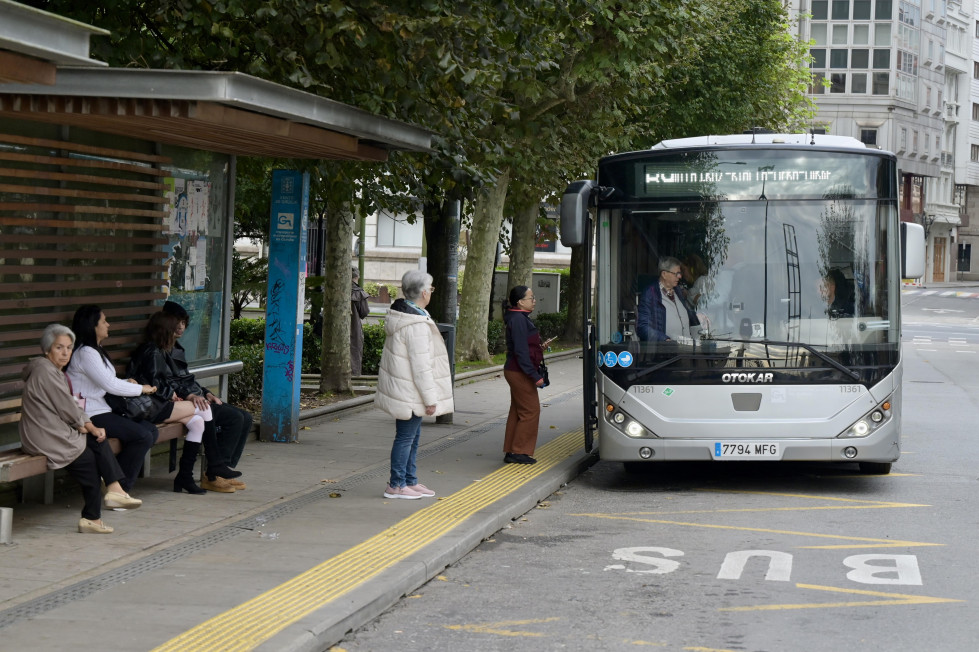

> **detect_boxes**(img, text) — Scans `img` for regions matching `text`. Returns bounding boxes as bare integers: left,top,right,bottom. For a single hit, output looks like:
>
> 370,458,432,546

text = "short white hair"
401,269,433,301
40,323,74,353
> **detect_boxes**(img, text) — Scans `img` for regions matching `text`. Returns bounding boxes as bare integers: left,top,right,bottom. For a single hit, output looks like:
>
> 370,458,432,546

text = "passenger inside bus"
819,268,855,318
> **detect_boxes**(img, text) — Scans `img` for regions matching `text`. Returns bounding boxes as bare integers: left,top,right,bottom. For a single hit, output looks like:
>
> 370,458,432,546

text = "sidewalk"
0,353,591,652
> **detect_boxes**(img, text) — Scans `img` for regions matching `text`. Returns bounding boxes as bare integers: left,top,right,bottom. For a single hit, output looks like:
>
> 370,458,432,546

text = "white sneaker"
384,485,423,500
407,483,435,497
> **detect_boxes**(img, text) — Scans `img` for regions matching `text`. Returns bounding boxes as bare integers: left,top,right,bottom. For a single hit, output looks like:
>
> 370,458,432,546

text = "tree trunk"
563,242,585,344
506,200,539,293
423,190,462,326
456,168,510,361
319,201,354,393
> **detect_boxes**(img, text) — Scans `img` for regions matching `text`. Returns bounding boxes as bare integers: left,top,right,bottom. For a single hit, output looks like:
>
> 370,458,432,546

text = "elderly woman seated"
19,324,142,534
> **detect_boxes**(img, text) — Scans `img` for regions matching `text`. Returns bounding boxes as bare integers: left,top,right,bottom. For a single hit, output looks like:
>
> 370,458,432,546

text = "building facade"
792,0,978,282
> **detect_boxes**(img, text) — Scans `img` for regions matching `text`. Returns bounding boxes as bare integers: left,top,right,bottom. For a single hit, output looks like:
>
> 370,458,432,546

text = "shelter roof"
0,1,434,159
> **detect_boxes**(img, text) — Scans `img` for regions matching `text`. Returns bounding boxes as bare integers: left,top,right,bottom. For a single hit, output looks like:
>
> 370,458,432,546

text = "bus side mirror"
560,179,595,247
901,222,925,279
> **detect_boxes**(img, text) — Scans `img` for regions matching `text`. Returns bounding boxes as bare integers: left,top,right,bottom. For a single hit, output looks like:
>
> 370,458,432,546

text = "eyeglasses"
665,270,682,277
521,295,537,302
424,286,435,293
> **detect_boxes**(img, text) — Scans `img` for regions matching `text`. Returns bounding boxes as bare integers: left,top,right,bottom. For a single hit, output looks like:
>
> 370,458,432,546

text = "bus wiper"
625,350,729,383
708,337,861,380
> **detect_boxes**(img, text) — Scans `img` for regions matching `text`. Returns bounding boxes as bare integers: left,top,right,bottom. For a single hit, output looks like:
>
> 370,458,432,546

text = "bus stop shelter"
0,0,433,461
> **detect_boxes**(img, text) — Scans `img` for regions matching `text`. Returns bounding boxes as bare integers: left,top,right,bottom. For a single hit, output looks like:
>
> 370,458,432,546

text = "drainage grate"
0,385,581,629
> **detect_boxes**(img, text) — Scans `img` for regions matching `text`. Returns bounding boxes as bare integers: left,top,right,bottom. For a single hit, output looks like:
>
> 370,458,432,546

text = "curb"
263,440,598,652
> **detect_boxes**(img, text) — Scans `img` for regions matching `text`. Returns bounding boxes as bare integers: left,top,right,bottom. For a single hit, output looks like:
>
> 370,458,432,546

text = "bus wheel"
858,461,892,474
623,461,648,475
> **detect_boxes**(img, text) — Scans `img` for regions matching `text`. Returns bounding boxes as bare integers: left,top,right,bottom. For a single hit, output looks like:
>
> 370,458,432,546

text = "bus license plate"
713,442,780,459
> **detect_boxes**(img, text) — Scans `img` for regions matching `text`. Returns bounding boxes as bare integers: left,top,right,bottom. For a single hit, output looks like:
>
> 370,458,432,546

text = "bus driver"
637,256,701,342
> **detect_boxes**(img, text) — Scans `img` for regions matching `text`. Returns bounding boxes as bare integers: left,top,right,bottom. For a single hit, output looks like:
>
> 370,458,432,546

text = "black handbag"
537,360,550,388
105,393,155,420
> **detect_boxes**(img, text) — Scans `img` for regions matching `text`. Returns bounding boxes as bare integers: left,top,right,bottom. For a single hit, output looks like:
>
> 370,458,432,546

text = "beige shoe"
201,476,236,493
78,518,113,534
225,478,246,490
104,491,142,510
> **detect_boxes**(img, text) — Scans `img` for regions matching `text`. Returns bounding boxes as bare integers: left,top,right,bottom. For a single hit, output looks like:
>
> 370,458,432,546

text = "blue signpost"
260,170,309,442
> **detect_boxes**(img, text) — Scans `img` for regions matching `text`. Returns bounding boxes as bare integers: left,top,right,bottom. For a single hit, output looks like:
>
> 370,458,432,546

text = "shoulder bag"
105,393,156,421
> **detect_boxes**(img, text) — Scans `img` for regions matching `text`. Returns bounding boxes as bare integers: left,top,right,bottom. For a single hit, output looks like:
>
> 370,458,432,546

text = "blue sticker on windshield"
617,351,633,367
604,351,618,367
612,331,624,343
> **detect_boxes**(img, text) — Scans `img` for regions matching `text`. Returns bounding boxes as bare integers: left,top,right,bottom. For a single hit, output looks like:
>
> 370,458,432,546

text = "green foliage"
228,343,264,408
362,281,381,298
361,322,386,375
487,319,506,355
230,318,265,346
230,253,268,319
302,322,321,374
534,311,567,342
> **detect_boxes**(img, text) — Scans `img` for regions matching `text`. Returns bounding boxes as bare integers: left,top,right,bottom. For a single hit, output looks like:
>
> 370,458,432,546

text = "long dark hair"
508,285,530,309
71,304,111,365
144,311,180,352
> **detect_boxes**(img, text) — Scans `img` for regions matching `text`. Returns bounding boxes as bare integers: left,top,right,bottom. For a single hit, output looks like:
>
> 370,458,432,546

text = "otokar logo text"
722,372,774,383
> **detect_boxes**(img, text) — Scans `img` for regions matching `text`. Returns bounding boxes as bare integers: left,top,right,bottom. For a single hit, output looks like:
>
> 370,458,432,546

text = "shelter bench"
0,360,242,506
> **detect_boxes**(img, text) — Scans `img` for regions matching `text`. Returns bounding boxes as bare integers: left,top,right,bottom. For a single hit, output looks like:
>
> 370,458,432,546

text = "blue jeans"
389,415,422,488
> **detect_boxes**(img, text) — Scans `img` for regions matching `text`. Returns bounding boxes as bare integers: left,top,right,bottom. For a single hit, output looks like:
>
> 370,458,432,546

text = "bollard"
0,506,12,545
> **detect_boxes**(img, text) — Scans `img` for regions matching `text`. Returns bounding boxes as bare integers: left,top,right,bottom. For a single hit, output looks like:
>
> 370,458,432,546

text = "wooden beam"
0,52,56,86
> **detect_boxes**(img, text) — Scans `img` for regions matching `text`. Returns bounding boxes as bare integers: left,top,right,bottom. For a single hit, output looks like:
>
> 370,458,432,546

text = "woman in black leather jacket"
128,311,242,494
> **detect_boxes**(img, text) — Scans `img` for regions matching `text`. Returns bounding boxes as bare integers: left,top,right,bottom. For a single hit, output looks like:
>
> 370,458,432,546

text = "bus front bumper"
597,420,901,464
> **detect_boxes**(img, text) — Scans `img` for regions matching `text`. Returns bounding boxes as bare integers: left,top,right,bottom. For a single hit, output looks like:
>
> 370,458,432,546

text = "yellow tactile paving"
152,428,585,652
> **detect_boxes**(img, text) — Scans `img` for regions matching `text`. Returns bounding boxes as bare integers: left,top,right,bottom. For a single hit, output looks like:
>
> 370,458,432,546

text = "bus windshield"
595,150,900,387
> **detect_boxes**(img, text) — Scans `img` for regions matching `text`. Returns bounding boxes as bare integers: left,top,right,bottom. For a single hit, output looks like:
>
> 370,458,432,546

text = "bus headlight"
838,397,892,439
625,421,645,437
603,404,654,438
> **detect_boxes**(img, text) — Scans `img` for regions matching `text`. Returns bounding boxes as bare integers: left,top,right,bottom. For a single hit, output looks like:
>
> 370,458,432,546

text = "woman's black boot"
173,440,206,494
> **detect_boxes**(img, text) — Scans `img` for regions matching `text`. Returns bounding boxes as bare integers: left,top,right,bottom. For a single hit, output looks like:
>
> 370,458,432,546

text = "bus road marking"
719,583,963,612
575,513,941,549
443,616,560,638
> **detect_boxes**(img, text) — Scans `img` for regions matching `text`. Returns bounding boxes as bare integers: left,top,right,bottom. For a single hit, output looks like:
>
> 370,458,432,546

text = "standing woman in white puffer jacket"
374,270,454,500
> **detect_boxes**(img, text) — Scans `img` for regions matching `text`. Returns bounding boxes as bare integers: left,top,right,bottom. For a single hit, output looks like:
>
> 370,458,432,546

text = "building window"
832,24,849,44
811,49,827,68
854,0,872,19
852,73,868,93
812,0,829,20
851,49,870,68
860,129,878,146
912,130,918,152
875,23,891,45
973,103,979,120
897,50,918,75
971,144,979,161
925,86,931,109
810,72,827,94
375,211,424,247
832,0,851,19
853,24,870,44
872,72,889,95
830,49,849,68
900,128,908,151
811,23,827,44
831,73,846,92
876,0,892,19
873,49,890,68
974,61,979,79
958,244,971,272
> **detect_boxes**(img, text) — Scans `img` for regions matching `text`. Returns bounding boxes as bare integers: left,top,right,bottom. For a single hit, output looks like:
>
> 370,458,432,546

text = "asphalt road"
334,289,979,652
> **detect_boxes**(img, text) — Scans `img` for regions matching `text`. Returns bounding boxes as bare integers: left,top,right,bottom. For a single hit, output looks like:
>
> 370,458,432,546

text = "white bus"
560,132,925,474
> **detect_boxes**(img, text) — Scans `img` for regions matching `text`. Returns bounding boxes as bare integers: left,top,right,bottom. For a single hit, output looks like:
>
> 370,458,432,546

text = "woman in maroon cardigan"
502,285,554,465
